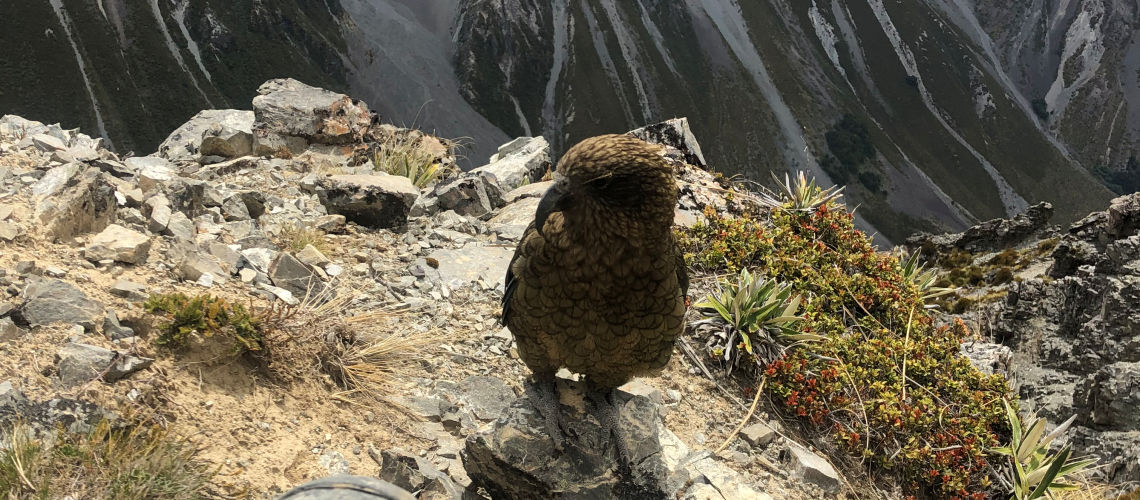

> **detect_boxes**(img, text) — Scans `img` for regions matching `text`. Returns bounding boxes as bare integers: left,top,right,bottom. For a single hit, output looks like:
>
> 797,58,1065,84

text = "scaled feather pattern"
502,134,689,389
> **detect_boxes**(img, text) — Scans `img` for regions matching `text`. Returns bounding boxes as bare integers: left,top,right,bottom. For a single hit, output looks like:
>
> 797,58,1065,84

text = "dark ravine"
1,0,1137,240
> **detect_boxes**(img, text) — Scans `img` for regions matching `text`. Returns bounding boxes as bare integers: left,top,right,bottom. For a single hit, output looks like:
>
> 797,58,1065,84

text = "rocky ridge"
0,80,846,498
910,195,1140,486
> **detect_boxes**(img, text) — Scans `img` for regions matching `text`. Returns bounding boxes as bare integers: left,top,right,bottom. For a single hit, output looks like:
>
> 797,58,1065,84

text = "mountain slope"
0,0,349,154
455,0,1116,241
0,0,1128,241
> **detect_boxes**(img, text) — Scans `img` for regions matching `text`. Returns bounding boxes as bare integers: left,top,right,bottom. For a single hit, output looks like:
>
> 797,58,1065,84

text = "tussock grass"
278,224,330,254
0,420,213,499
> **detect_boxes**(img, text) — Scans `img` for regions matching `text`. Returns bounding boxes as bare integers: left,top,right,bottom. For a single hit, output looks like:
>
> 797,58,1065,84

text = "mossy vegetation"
678,193,1016,497
143,293,264,354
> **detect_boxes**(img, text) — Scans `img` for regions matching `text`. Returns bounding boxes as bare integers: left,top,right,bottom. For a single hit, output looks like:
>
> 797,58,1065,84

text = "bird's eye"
588,173,643,206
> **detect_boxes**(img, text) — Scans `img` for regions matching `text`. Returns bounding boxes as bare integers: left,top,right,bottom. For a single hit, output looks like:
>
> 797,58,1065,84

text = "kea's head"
535,134,678,238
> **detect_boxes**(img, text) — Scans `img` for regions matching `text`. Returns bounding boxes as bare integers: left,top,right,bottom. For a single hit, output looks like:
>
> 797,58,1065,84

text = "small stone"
239,268,258,283
317,451,351,476
740,422,778,447
42,266,66,278
109,281,147,302
0,318,21,340
15,261,36,275
788,445,840,494
102,310,135,340
56,342,153,387
0,221,21,242
324,263,343,277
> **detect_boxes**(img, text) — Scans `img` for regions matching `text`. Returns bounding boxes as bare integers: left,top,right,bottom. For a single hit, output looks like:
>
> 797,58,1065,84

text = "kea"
501,133,689,464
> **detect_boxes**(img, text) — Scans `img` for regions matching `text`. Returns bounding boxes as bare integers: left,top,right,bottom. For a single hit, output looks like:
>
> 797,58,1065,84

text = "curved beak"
535,177,568,237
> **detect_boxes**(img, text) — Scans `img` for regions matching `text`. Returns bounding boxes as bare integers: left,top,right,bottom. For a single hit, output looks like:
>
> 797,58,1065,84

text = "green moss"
144,293,263,354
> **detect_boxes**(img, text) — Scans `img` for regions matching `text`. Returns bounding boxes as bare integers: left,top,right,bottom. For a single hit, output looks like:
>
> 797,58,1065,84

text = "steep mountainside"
0,0,349,154
2,0,1136,241
454,0,1119,241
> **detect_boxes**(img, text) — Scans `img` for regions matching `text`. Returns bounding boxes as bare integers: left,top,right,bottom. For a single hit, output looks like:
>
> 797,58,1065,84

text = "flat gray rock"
56,342,153,387
19,278,104,332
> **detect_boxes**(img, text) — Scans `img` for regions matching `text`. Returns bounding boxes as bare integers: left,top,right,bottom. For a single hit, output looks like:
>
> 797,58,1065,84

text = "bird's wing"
674,238,690,303
501,221,537,325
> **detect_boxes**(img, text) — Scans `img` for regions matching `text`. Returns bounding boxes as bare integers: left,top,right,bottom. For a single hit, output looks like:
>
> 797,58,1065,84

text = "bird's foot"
528,376,569,453
587,388,634,474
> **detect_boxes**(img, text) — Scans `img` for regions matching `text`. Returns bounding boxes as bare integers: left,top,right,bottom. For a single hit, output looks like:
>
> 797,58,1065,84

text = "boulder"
18,279,104,332
199,123,254,158
30,133,66,152
251,78,373,155
379,449,464,500
462,377,770,500
315,174,419,229
156,109,254,161
34,167,117,241
269,252,327,300
422,244,514,291
84,224,152,264
628,117,708,169
471,137,551,191
422,173,505,218
129,157,176,193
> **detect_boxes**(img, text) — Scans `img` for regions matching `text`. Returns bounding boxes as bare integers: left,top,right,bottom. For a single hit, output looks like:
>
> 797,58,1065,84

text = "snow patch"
46,0,112,148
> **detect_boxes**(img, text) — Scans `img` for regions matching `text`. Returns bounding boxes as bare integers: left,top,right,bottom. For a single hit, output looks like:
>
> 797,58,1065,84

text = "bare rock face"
948,192,1140,483
906,202,1055,254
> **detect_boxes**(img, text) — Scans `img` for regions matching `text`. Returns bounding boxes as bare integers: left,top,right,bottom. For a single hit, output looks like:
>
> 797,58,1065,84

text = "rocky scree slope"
0,80,850,498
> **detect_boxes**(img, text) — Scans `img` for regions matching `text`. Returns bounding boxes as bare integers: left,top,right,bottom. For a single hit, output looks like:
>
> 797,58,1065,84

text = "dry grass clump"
0,420,213,499
278,224,330,254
